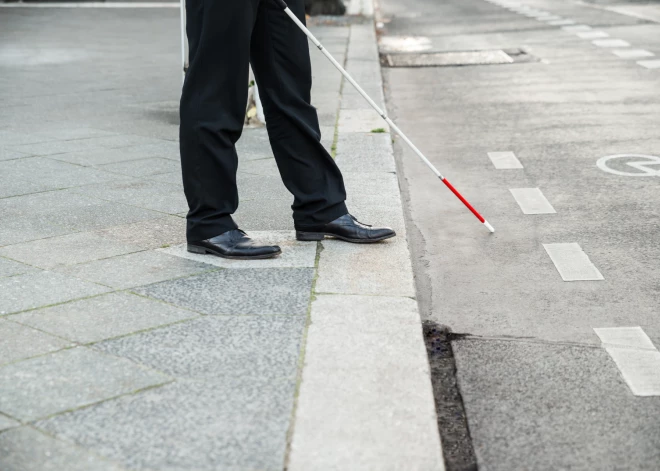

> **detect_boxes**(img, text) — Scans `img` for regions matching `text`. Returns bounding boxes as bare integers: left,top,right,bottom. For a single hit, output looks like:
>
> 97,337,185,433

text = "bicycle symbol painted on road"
597,154,660,177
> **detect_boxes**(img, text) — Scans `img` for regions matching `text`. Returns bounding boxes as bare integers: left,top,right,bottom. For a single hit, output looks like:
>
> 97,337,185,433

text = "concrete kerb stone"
288,12,444,471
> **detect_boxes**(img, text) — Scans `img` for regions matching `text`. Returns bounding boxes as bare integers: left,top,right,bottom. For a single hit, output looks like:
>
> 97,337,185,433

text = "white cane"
271,0,495,233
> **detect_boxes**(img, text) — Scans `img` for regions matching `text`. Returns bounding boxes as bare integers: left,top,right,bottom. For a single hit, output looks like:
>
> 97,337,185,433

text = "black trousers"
180,0,348,242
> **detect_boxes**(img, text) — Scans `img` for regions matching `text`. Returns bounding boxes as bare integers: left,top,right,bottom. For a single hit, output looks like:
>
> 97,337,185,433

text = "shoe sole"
187,245,281,260
296,231,396,244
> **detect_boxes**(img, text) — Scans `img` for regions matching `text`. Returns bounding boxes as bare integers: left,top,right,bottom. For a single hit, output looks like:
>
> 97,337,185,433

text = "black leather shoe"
187,230,281,260
296,214,396,243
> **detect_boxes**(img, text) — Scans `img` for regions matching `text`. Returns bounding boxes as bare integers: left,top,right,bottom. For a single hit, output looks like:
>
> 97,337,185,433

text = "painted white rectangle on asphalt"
543,243,604,281
593,39,631,48
638,60,660,69
562,25,592,32
549,19,575,26
510,188,556,214
537,15,561,21
612,49,654,59
577,31,609,39
488,151,523,169
594,327,660,396
594,327,656,350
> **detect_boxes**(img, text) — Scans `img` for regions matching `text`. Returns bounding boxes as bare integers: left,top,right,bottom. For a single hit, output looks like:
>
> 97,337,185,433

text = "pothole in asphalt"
381,48,537,67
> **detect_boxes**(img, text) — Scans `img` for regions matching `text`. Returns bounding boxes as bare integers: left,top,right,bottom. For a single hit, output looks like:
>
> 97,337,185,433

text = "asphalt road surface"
377,0,660,469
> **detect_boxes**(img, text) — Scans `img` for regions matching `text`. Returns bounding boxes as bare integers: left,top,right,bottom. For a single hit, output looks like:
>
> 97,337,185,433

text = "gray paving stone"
235,127,272,155
34,128,117,141
134,268,314,316
0,347,170,421
0,414,19,432
9,139,105,157
236,173,291,201
0,232,143,270
335,132,397,173
338,109,389,134
45,200,163,233
0,147,29,162
49,144,174,167
0,218,71,248
92,215,186,250
0,130,50,147
97,314,305,380
238,157,280,176
146,171,183,185
343,173,402,207
0,426,126,471
98,157,180,178
59,250,213,290
76,134,167,150
0,257,39,278
0,157,119,190
36,378,296,471
69,179,188,214
0,319,72,366
0,271,110,316
11,292,198,344
159,231,317,269
234,199,293,231
0,177,55,199
315,238,415,297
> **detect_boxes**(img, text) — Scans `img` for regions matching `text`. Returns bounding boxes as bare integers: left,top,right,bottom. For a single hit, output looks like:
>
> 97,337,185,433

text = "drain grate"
382,48,534,68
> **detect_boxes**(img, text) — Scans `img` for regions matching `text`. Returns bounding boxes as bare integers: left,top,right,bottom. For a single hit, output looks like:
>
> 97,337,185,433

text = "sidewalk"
0,4,442,470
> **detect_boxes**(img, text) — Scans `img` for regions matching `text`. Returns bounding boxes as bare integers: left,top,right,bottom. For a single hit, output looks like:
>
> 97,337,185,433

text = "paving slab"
133,268,314,316
338,109,390,134
49,143,179,167
98,157,180,178
92,215,186,250
0,414,19,432
33,127,117,141
0,426,126,471
315,238,415,297
96,315,306,381
0,177,56,199
36,378,296,471
0,157,119,190
0,147,29,162
59,250,213,290
289,295,443,471
9,139,106,157
0,232,142,270
10,292,198,344
0,130,51,147
158,231,317,269
0,347,170,421
335,132,397,173
0,257,39,278
69,179,188,214
0,271,110,316
0,319,73,366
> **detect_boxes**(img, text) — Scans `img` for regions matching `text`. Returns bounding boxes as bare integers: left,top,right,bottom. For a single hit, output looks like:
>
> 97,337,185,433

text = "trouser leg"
250,0,348,228
179,0,258,242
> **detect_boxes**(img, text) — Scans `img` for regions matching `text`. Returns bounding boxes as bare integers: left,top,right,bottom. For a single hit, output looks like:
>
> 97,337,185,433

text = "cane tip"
484,221,495,233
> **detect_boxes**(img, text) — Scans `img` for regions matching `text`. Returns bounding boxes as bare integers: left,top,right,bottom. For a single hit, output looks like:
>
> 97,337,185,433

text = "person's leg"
249,0,348,228
180,0,258,242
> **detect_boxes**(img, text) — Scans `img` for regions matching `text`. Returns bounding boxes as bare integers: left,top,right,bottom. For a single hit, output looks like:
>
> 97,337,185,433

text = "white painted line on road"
537,15,562,21
0,2,179,7
562,25,592,32
612,49,655,59
509,188,556,214
543,243,604,281
548,19,576,26
577,31,609,39
637,60,660,69
488,151,523,169
594,327,660,396
593,39,631,48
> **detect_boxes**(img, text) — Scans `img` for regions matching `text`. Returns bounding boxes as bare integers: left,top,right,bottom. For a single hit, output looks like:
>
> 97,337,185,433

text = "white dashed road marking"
562,25,592,32
594,327,660,396
510,188,556,214
638,60,660,69
612,49,654,59
549,19,575,26
577,31,609,39
488,151,523,169
543,243,604,281
593,39,631,48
